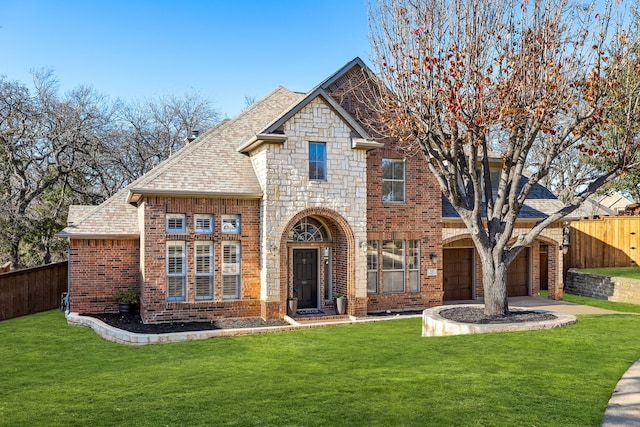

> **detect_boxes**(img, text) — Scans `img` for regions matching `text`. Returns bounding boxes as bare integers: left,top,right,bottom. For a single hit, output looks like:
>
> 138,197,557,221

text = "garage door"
507,248,530,296
443,248,473,300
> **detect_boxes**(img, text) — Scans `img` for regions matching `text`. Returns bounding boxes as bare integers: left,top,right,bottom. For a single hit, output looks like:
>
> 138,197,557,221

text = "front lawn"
2,310,640,426
576,266,640,280
562,292,640,313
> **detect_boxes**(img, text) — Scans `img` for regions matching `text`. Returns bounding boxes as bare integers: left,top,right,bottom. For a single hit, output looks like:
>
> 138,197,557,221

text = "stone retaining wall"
565,270,640,304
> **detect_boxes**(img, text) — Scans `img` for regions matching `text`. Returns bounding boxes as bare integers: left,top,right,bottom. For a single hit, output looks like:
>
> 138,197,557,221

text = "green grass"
576,266,640,280
561,292,640,313
2,311,640,426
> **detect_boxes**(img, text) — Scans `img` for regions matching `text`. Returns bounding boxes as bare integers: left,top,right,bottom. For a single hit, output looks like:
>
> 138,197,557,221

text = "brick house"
59,58,594,323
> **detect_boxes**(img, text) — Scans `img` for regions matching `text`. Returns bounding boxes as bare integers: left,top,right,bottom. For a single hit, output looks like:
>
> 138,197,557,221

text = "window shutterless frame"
222,241,241,299
367,241,379,293
382,240,405,293
409,240,420,292
382,159,405,202
194,241,213,300
309,141,327,181
194,214,213,234
166,214,186,233
221,215,241,234
166,241,186,301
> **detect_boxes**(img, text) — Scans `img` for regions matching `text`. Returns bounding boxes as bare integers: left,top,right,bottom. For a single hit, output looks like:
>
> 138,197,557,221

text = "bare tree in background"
0,73,220,267
0,71,112,267
100,91,219,196
369,0,640,315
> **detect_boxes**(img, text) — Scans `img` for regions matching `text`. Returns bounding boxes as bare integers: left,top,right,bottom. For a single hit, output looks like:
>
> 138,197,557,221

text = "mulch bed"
85,306,556,334
85,313,289,334
440,307,557,324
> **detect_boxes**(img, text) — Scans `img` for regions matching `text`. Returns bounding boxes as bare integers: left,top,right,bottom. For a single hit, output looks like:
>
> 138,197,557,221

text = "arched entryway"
279,209,356,315
289,217,330,309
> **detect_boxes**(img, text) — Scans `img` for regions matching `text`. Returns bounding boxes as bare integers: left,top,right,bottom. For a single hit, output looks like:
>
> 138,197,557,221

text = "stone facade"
249,97,369,317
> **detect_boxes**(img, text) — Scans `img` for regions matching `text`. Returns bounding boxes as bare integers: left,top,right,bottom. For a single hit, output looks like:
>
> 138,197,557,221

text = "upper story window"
194,214,213,234
221,214,241,234
489,169,501,197
309,142,327,181
382,159,405,202
166,214,186,233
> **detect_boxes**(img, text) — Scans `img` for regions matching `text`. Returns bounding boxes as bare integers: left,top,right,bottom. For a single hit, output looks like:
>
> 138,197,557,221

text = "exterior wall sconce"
269,242,279,255
360,241,368,253
429,253,438,262
559,221,571,255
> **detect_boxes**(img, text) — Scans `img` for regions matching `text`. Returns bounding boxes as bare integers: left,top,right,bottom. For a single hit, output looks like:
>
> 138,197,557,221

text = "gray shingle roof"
442,178,613,219
59,86,304,238
58,189,140,238
129,86,305,199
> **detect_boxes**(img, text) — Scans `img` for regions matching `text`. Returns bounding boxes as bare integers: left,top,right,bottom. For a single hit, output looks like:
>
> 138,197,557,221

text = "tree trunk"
479,253,509,316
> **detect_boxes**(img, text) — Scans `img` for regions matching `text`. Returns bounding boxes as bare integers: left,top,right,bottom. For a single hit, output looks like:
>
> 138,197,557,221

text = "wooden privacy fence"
0,261,68,321
566,216,640,270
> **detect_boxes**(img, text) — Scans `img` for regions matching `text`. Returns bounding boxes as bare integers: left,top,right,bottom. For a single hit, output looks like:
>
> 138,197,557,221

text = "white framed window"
382,240,405,293
194,214,213,234
367,241,379,294
309,141,327,181
222,241,241,299
382,159,405,202
488,169,502,200
166,214,186,233
194,241,213,300
409,240,420,292
166,241,186,301
221,214,241,234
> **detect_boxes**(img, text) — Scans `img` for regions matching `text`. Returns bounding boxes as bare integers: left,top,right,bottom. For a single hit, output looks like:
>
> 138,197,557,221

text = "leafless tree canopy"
368,0,640,314
0,72,219,267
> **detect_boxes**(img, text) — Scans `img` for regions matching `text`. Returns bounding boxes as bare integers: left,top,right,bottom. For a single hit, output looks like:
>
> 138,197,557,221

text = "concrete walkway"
507,295,628,315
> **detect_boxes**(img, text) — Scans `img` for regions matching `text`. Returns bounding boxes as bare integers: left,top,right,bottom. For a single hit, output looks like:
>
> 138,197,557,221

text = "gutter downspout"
65,246,70,316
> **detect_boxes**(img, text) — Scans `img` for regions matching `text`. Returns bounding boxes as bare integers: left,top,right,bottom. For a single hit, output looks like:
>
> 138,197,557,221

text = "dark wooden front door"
443,248,473,300
507,248,530,296
293,249,318,309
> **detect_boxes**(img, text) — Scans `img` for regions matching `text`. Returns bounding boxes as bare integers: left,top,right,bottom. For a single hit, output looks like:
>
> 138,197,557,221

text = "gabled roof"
57,57,387,239
128,86,305,202
238,58,383,154
59,86,305,238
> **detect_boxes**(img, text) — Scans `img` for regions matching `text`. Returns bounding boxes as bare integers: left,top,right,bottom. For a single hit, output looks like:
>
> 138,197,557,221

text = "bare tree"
100,91,219,195
369,0,640,315
0,71,220,267
0,71,112,267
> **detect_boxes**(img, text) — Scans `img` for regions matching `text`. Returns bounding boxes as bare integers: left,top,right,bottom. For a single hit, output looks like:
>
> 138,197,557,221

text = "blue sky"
0,0,371,117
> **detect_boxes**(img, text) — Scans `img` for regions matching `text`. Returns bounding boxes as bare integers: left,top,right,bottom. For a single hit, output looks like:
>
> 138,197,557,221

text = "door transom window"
288,217,329,243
